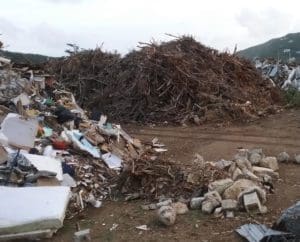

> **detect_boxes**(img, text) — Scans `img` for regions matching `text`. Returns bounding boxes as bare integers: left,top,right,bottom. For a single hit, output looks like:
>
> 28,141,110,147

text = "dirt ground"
48,109,300,242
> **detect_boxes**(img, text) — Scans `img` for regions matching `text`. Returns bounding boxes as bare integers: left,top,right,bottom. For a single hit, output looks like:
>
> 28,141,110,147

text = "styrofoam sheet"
0,186,70,235
24,154,63,181
0,113,38,148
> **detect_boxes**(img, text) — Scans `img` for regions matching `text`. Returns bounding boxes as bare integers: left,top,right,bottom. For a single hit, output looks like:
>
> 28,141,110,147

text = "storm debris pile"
48,36,279,124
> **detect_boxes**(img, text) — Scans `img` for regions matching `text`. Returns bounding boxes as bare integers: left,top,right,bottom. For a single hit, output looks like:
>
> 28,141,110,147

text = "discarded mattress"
0,186,70,237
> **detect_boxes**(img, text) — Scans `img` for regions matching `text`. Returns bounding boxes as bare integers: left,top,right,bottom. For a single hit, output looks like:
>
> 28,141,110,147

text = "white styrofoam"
24,154,63,181
0,113,38,148
0,186,70,235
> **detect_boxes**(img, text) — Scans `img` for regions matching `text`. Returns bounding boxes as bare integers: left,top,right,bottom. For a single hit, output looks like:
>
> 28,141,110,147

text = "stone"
238,186,267,205
190,197,205,209
193,153,205,167
204,191,222,203
156,199,172,208
236,158,253,172
295,154,300,164
223,179,257,200
248,152,262,165
225,211,235,218
202,199,220,214
214,207,223,217
157,206,176,226
241,168,260,181
232,167,243,181
208,178,234,195
221,199,238,211
259,157,279,171
172,202,189,215
277,152,290,163
241,191,263,214
253,166,279,179
74,229,91,242
213,159,233,170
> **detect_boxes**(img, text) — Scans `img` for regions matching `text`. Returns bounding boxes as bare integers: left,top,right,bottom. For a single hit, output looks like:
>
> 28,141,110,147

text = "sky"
0,0,299,56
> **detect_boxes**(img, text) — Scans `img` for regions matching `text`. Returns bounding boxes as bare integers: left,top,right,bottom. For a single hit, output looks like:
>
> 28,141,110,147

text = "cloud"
236,8,291,38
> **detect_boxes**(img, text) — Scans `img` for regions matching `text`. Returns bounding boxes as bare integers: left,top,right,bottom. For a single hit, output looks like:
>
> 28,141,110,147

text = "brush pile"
48,36,280,124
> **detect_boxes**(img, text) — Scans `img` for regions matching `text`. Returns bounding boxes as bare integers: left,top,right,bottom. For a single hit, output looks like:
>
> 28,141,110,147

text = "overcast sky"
0,0,299,56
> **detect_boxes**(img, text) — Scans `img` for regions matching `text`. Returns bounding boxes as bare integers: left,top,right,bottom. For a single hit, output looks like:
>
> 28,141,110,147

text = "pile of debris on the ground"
255,58,300,91
139,148,298,227
0,54,178,240
47,36,280,124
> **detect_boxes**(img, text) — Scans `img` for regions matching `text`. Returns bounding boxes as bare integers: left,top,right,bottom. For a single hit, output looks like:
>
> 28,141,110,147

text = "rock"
232,167,243,181
225,211,235,218
213,159,233,170
193,153,205,167
240,191,266,214
202,199,220,214
204,191,222,203
249,148,264,157
156,199,172,208
223,179,257,200
157,206,176,226
208,178,234,195
74,229,91,242
236,158,253,172
248,152,262,165
190,197,205,209
234,148,249,160
259,157,279,171
241,168,260,181
253,166,279,179
172,202,189,215
294,154,300,164
277,152,290,163
221,199,238,211
214,207,223,217
238,186,267,205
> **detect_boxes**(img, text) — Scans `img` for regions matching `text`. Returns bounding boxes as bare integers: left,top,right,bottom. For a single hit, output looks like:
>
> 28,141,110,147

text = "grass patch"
284,88,300,107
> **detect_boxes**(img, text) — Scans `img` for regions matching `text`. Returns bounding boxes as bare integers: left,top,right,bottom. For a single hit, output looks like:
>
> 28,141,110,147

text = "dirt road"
49,109,300,242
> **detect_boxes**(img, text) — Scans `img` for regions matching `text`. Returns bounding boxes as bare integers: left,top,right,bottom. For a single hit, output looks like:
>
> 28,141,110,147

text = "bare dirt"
48,109,300,242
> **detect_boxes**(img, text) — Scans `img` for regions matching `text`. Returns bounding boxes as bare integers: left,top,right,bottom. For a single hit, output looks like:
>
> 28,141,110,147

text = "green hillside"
238,33,300,62
0,50,51,64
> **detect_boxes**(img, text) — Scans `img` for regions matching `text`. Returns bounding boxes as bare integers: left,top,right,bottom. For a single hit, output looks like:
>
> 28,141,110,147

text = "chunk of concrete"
221,199,238,211
208,178,234,195
241,191,265,214
74,229,91,242
294,154,300,164
204,191,222,203
253,166,279,179
238,186,267,205
277,152,290,163
236,158,253,172
172,202,189,215
248,152,262,165
223,179,257,200
190,197,205,209
202,199,220,214
259,157,279,171
157,206,176,226
232,167,243,181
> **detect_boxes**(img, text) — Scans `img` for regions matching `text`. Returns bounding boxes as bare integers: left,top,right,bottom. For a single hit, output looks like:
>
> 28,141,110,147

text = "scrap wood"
47,36,280,124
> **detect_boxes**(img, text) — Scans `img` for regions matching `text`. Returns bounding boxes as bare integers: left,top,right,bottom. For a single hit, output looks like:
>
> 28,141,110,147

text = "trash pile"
48,36,279,124
141,148,287,226
0,54,181,240
255,58,300,90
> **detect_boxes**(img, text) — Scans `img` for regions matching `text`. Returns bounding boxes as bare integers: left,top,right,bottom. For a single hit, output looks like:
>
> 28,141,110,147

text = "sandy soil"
47,109,300,242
